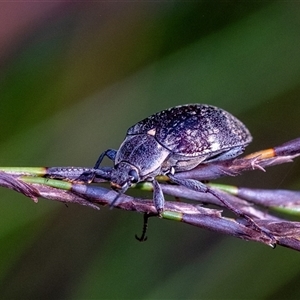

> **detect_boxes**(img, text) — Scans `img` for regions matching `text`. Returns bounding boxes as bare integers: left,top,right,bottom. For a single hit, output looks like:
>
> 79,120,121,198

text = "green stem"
21,176,72,190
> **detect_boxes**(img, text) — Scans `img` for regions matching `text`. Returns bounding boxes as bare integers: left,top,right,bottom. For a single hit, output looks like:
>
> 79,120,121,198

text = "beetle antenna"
109,185,128,209
109,191,123,209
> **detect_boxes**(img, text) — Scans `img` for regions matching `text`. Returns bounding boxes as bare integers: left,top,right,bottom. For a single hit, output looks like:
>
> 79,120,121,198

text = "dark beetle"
93,104,252,214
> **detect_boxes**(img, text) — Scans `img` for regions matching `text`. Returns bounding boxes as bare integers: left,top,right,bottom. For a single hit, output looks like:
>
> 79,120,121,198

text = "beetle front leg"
78,149,117,183
94,149,117,169
152,179,165,216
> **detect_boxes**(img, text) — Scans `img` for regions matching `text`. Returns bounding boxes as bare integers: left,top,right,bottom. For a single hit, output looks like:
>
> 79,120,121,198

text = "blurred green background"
1,2,300,299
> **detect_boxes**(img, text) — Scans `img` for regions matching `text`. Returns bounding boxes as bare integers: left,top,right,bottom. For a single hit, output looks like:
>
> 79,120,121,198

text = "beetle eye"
128,169,139,184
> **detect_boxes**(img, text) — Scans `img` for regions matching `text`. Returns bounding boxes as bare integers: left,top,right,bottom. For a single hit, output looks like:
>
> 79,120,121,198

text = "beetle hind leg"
205,146,246,163
168,174,277,246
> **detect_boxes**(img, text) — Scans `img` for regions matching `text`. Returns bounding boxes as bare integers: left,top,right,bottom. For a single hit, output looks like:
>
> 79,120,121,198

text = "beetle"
93,104,252,212
90,104,276,244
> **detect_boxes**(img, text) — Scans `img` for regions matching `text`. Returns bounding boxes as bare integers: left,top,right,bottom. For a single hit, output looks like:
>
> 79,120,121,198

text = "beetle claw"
135,233,148,242
135,213,157,242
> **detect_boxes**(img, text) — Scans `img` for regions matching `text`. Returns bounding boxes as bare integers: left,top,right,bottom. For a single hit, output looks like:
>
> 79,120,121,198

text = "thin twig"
1,138,300,251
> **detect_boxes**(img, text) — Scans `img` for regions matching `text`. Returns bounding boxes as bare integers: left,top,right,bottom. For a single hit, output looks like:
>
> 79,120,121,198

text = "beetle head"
110,162,140,193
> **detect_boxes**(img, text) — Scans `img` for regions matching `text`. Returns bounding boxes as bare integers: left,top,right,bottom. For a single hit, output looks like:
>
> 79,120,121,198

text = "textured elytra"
127,104,252,157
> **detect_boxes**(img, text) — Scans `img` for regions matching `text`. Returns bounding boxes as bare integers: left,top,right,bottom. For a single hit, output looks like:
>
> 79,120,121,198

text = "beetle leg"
218,184,300,211
205,146,245,163
168,174,277,245
135,213,149,242
77,149,117,183
152,179,165,216
167,174,207,192
135,213,157,242
94,149,117,169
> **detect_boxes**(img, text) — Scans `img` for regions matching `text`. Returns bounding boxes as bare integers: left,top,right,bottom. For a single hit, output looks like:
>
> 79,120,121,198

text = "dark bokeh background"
1,2,300,299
